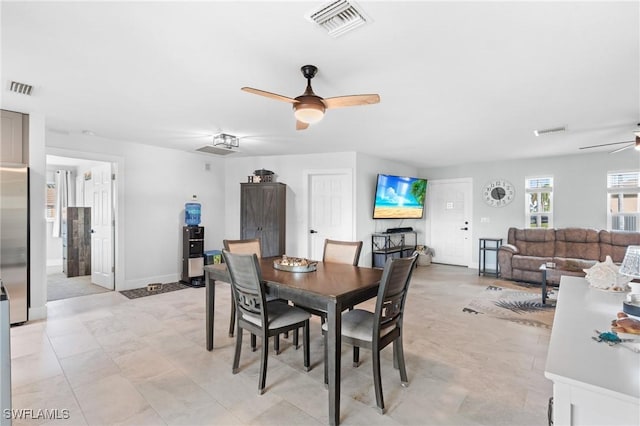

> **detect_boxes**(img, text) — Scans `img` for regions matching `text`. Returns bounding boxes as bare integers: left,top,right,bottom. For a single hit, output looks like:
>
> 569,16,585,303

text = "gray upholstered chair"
294,239,363,350
323,254,417,414
222,250,311,394
223,238,290,353
323,238,363,266
223,238,262,337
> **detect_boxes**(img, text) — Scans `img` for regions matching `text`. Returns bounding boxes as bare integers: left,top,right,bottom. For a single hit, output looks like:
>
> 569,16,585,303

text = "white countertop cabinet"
545,276,640,425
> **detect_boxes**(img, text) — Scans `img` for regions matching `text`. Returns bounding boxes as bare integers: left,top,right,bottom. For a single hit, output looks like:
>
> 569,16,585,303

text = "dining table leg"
206,271,215,351
327,300,341,426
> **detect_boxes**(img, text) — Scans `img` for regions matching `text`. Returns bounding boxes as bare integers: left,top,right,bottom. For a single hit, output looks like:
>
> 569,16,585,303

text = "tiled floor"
9,264,553,425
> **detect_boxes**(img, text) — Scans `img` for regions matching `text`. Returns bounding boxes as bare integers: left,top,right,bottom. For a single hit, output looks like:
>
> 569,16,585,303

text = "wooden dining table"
204,257,383,426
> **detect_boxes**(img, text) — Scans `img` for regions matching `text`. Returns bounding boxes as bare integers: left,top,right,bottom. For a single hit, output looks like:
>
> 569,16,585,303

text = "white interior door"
90,164,114,289
429,178,473,266
306,170,353,261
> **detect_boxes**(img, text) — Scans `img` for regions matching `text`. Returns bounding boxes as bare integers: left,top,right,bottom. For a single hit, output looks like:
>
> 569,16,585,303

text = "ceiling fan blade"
296,120,309,131
579,140,633,150
241,87,296,103
610,143,635,154
323,94,381,109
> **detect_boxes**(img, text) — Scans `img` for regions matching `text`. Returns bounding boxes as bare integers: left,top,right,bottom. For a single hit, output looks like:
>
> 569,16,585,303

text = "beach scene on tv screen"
373,175,427,219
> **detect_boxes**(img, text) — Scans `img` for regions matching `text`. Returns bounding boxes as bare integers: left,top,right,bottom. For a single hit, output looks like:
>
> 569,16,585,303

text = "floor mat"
463,280,555,329
120,282,190,299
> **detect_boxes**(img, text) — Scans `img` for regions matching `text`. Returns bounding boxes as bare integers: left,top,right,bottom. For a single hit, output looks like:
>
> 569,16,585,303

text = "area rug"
462,280,555,329
120,282,189,299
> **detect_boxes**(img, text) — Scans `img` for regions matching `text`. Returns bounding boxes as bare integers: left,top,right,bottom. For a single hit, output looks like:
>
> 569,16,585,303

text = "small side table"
478,238,503,277
539,264,556,305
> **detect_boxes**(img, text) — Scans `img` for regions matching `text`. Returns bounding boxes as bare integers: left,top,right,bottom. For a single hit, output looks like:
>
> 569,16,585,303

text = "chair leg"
274,334,280,354
353,346,360,367
372,348,385,414
251,333,257,352
258,333,268,395
392,339,399,369
228,293,235,337
293,328,299,349
303,321,310,371
323,331,328,385
395,336,409,386
232,325,243,374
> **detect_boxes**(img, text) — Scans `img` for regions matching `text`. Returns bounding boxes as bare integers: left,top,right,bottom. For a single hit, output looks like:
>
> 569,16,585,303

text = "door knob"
310,229,318,234
460,227,468,230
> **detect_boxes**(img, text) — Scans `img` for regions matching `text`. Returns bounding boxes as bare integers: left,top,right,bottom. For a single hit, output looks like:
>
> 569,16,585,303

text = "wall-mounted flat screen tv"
373,174,428,219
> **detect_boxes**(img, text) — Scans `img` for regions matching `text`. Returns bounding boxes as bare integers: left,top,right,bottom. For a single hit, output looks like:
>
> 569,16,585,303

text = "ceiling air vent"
305,0,370,38
196,146,237,156
9,81,33,95
534,126,567,136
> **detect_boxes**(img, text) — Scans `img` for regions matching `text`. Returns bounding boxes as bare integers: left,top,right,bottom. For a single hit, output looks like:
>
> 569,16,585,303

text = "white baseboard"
29,305,47,321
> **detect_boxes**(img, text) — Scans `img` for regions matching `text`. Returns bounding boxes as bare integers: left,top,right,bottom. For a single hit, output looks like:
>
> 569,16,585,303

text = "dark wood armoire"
240,182,286,258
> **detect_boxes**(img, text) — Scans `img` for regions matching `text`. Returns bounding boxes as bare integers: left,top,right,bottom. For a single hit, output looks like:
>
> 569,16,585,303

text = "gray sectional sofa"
497,227,640,285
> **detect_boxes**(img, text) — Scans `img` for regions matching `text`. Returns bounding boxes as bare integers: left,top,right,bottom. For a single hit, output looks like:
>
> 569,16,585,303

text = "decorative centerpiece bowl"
273,255,317,273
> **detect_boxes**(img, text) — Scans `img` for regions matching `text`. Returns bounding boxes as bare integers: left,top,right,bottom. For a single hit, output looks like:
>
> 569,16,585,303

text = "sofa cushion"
512,255,553,271
599,230,640,262
554,228,600,261
509,228,555,257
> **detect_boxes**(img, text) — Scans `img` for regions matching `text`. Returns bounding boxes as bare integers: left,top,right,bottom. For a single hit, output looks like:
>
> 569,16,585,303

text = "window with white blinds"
525,176,553,228
46,183,56,221
607,171,640,231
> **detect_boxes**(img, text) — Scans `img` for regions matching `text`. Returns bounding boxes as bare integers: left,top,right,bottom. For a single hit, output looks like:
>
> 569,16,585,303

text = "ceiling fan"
579,126,640,154
241,65,380,130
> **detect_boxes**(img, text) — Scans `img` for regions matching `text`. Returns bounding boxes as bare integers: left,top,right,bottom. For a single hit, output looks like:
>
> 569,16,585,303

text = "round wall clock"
483,179,515,207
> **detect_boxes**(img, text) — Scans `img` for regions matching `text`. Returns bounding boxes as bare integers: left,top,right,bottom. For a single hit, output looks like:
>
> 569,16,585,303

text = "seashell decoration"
583,256,633,292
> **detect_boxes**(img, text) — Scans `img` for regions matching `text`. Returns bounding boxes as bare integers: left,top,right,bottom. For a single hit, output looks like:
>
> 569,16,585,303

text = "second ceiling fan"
241,65,380,130
579,125,640,153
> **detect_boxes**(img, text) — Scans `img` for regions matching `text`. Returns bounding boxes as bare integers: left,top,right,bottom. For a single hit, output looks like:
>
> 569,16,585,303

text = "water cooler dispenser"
181,226,204,287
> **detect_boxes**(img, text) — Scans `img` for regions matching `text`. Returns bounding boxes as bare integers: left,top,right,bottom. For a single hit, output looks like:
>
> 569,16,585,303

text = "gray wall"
421,150,640,265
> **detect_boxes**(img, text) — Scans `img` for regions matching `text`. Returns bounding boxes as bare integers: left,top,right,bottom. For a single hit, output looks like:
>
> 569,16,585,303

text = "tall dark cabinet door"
240,183,286,258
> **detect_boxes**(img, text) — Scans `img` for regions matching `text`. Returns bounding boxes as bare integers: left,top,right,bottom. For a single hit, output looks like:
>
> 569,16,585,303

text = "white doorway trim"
427,177,474,267
302,168,355,259
46,147,125,292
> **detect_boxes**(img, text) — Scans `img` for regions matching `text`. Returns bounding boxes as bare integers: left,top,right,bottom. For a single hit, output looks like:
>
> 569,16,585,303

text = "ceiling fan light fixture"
294,103,325,124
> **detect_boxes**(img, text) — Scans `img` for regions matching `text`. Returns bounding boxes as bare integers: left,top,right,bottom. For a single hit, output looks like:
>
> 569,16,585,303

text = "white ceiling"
2,1,638,168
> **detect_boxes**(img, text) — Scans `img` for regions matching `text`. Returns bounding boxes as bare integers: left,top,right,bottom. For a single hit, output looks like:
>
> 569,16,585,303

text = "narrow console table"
545,276,640,425
371,231,417,268
478,238,502,277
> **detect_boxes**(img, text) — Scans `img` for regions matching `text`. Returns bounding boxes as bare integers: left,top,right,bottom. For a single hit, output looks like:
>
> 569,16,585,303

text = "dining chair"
322,254,418,414
323,238,363,266
223,238,290,353
298,238,363,320
222,250,311,394
298,239,363,370
223,238,262,338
